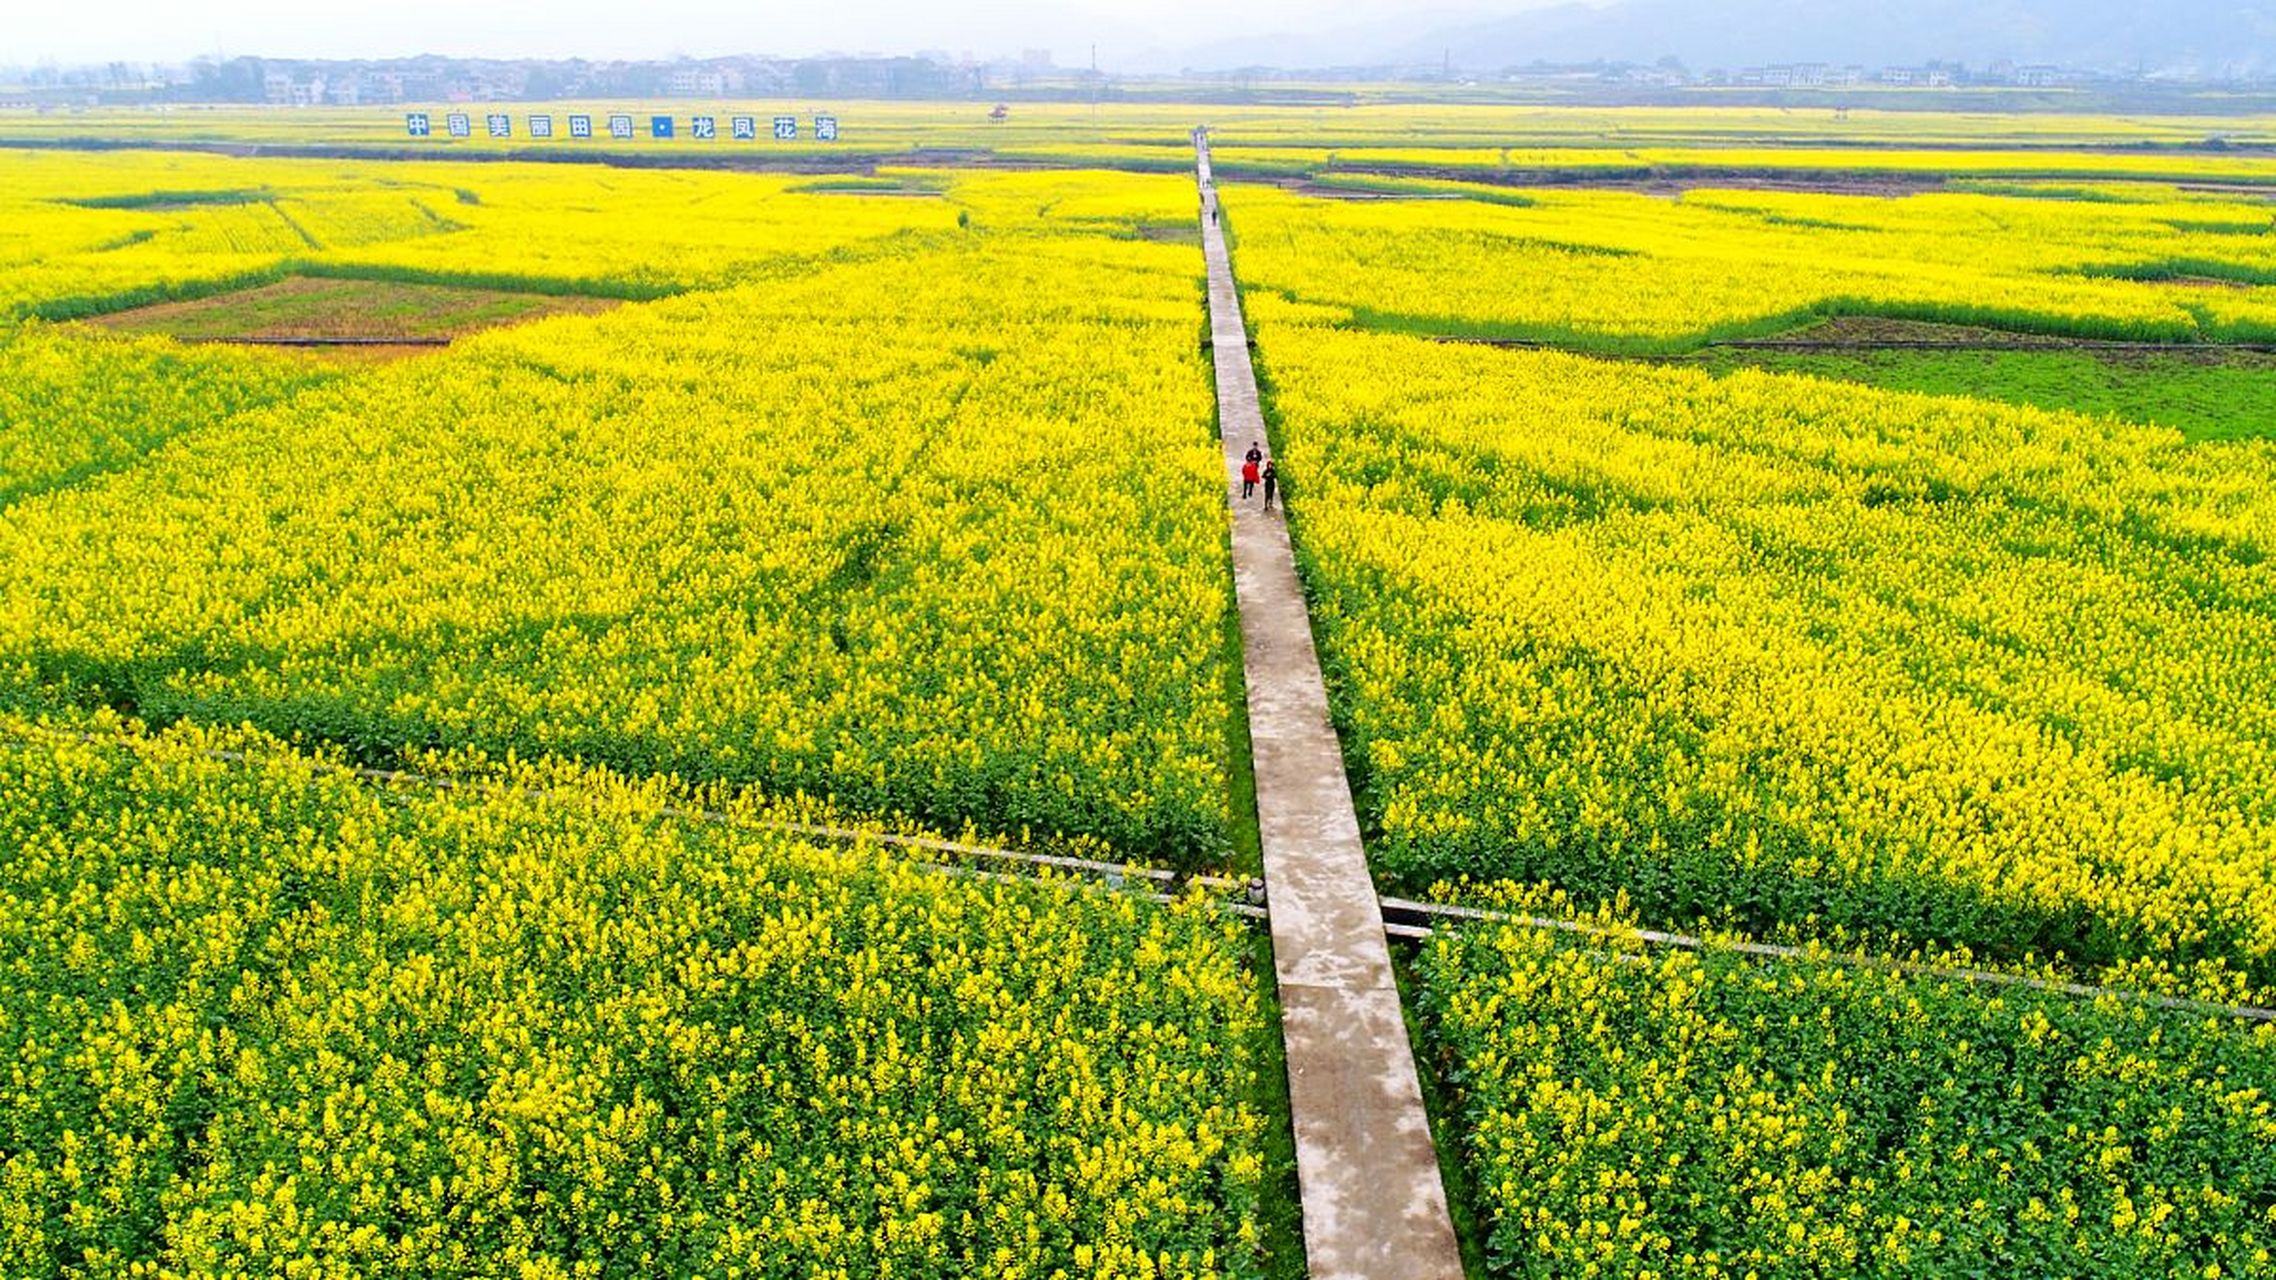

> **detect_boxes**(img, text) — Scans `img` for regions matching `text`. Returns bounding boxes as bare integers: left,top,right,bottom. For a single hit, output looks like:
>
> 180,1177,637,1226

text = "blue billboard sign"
391,106,844,145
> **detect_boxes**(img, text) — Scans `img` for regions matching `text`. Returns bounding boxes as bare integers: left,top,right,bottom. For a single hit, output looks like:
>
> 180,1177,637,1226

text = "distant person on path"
1262,460,1279,511
1245,441,1263,468
1241,456,1261,500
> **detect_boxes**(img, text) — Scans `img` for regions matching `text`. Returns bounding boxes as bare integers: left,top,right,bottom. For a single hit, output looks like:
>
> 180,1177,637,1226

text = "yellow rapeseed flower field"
1252,310,2276,983
0,714,1267,1276
1194,142,2276,187
1203,122,2276,1279
0,148,961,317
16,107,2276,1277
0,324,337,504
0,156,1236,867
1226,180,2276,348
1418,886,2276,1280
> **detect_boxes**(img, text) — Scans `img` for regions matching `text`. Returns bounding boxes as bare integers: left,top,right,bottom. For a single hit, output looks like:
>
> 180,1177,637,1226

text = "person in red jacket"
1240,456,1261,500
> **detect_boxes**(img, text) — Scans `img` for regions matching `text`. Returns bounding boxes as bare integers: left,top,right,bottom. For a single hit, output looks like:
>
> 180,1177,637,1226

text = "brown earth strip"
84,276,620,343
1429,315,2276,356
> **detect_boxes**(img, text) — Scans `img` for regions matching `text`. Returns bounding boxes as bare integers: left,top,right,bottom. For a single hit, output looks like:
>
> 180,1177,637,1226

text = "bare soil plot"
1713,315,2276,353
1743,315,2080,347
1308,164,1945,198
84,276,621,348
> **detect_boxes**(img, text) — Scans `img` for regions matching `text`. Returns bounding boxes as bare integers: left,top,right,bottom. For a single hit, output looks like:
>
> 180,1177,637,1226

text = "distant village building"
1879,66,1954,87
1619,65,1688,87
262,71,331,105
668,65,745,97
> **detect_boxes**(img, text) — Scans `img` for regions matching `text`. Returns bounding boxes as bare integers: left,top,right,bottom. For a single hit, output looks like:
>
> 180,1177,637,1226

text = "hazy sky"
2,0,1570,66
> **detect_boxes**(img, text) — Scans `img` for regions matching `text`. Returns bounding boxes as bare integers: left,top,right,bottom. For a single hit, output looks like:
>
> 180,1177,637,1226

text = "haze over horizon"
2,0,1555,67
7,0,2272,78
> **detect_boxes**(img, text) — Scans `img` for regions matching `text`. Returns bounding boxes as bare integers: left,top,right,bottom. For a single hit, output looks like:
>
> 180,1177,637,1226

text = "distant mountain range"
1147,0,2276,76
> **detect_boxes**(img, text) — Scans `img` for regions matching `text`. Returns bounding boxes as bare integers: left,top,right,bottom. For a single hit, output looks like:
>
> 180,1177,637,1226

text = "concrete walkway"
1195,132,1466,1280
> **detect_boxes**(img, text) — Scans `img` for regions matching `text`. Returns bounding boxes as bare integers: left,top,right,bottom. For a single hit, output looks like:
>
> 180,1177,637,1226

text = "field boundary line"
0,726,1261,897
183,335,455,347
1380,896,2276,1024
1196,128,1467,1280
1428,334,2276,355
20,727,2254,1022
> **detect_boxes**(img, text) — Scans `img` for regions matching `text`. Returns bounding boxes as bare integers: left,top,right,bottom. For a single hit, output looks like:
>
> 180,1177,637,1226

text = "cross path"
1194,131,1467,1280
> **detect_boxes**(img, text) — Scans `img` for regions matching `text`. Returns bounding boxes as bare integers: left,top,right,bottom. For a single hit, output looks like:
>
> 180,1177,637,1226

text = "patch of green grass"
1333,297,1827,358
785,176,944,195
59,188,270,211
1701,346,2276,442
2079,257,2276,286
1306,174,1538,207
1246,937,1309,1280
1125,222,1202,245
1223,601,1264,880
1393,946,1492,1280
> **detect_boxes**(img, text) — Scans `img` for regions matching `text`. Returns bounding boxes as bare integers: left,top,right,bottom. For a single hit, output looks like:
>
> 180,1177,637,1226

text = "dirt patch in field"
1288,182,1468,201
784,178,945,196
2156,276,2257,290
85,276,621,353
2174,183,2276,202
1307,164,1946,199
805,187,944,197
1436,315,2276,360
1724,315,2276,357
1764,316,2078,347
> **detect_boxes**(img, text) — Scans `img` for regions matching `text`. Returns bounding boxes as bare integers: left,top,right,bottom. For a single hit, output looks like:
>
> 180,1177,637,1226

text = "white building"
668,66,745,96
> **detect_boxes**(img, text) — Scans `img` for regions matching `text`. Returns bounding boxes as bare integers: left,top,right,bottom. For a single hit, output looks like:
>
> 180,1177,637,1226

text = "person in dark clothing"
1240,457,1260,499
1262,459,1279,511
1244,442,1263,468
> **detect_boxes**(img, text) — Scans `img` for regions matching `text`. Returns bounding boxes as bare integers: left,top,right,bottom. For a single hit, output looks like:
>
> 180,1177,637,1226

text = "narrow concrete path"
1195,131,1466,1280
